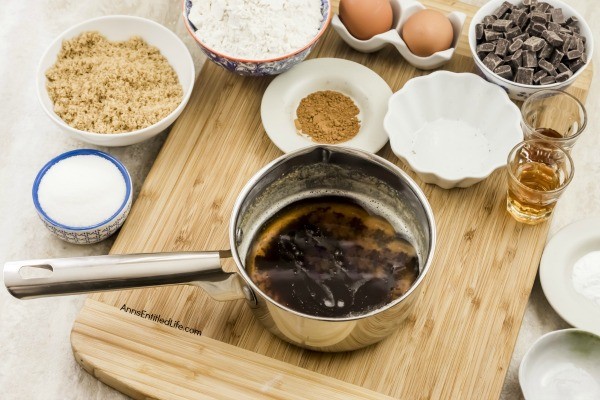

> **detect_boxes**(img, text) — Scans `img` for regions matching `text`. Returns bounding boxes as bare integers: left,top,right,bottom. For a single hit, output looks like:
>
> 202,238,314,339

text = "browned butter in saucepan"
246,196,419,318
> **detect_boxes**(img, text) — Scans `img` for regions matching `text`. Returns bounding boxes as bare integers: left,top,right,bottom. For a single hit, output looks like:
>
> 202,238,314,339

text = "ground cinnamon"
294,90,360,144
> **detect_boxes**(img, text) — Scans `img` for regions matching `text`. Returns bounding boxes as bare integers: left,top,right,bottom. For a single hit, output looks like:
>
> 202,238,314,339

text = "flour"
188,0,323,59
572,251,600,307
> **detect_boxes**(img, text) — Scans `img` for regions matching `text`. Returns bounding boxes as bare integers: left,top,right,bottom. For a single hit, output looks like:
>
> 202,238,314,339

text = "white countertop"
0,0,597,399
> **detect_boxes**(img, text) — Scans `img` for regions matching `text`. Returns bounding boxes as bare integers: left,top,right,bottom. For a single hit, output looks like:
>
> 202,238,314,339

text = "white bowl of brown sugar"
37,15,195,147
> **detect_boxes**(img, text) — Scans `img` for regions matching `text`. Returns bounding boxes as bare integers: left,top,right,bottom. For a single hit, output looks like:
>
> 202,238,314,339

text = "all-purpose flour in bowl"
188,0,324,59
33,149,132,244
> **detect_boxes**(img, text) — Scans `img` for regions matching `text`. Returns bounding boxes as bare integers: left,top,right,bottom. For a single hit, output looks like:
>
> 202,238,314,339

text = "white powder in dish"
188,0,323,60
572,251,600,306
37,155,126,228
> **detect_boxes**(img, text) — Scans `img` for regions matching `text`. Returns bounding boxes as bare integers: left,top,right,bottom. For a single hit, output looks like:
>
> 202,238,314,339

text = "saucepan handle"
3,252,245,301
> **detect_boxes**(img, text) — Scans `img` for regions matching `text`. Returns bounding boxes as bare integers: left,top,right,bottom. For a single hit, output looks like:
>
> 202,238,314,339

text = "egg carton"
332,0,466,70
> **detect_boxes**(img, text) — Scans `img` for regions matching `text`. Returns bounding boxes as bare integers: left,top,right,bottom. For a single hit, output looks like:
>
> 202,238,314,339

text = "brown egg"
401,10,454,57
339,0,393,41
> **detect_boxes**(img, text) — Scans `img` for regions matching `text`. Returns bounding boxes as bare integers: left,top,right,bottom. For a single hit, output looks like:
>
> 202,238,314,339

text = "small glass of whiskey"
521,89,587,152
506,140,574,225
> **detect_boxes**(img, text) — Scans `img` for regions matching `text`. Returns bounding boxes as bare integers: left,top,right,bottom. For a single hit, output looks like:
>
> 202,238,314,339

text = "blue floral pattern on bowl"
32,149,133,245
183,0,331,76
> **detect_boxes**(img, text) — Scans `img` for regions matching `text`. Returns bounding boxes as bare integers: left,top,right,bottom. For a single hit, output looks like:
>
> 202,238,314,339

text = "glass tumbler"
506,140,574,225
520,89,587,152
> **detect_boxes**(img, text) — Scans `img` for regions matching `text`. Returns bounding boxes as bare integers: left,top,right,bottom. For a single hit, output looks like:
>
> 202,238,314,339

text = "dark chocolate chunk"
505,26,522,41
550,49,564,67
576,38,584,52
510,9,527,27
533,70,548,83
485,29,504,41
568,58,585,72
566,16,579,25
508,49,523,69
547,22,561,33
483,52,504,71
538,42,554,59
562,36,573,53
523,0,536,6
493,2,512,18
550,8,565,24
495,38,510,56
476,23,485,40
522,50,538,68
555,70,573,82
557,63,569,73
573,32,586,44
580,52,588,64
542,30,564,47
493,19,514,32
533,2,551,13
513,32,530,43
508,39,524,53
568,25,581,34
566,49,583,60
530,12,548,24
484,15,498,28
494,65,513,79
477,42,496,53
538,58,555,73
515,67,534,84
523,36,546,51
539,75,556,85
530,22,547,36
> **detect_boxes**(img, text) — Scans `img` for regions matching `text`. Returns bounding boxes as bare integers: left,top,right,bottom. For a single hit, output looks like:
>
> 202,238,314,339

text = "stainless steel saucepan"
4,146,436,352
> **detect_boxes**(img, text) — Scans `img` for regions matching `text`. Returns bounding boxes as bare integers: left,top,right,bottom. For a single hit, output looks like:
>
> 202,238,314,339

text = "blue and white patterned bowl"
182,0,332,76
32,149,132,245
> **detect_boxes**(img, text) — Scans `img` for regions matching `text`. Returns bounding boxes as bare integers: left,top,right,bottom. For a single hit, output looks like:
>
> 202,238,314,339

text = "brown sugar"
294,90,360,144
45,31,183,134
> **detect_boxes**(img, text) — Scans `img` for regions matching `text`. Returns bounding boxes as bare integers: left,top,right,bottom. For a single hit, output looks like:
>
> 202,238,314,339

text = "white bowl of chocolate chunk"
468,0,592,100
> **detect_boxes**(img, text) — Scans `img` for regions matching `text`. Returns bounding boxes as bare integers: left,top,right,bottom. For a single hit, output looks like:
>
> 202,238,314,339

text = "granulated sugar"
37,155,126,227
188,0,323,59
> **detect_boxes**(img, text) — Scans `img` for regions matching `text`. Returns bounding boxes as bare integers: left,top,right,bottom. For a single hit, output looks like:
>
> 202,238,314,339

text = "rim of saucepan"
32,149,132,231
229,145,437,322
182,0,333,63
521,89,588,142
468,0,593,90
36,15,195,139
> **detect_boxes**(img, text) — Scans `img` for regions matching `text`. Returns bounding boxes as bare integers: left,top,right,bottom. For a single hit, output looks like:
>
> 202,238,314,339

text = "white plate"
260,58,392,153
519,329,600,400
540,217,600,335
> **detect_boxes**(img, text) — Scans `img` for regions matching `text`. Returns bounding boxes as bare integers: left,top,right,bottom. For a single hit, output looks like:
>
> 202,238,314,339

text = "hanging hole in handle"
19,264,53,279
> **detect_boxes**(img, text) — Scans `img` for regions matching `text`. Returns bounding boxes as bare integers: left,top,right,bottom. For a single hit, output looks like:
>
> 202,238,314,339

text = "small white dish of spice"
260,58,392,153
37,15,195,147
540,217,600,336
32,149,132,244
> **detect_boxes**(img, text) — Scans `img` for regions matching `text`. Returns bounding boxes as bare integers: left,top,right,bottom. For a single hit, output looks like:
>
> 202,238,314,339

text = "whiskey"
507,161,561,224
535,127,563,139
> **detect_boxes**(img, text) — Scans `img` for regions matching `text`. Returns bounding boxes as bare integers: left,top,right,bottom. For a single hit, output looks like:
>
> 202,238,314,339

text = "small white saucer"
519,329,600,400
260,58,392,154
540,217,600,335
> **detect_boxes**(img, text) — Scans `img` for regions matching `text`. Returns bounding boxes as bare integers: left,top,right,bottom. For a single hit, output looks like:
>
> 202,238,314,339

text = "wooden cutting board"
71,0,593,399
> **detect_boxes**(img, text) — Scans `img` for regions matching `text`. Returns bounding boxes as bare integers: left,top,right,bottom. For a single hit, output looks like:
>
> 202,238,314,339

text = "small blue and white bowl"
32,149,132,244
182,0,332,76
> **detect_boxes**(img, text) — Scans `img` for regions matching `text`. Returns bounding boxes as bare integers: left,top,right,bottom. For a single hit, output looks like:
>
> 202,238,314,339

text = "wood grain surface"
71,0,593,399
